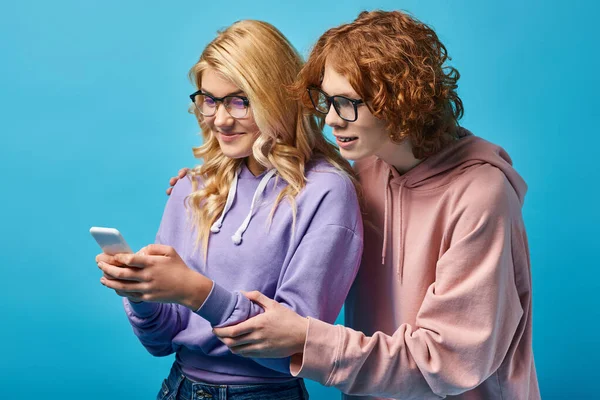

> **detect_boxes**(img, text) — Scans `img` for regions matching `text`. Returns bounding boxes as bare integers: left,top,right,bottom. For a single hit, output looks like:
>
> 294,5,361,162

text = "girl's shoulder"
305,160,354,191
303,159,356,197
169,173,200,198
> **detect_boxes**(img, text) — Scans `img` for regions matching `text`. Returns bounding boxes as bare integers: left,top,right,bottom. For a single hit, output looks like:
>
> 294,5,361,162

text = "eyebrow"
200,89,246,97
335,92,361,99
320,88,360,98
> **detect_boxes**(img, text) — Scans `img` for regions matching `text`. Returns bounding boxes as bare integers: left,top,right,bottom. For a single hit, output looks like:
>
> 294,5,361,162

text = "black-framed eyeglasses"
307,87,364,122
189,90,250,119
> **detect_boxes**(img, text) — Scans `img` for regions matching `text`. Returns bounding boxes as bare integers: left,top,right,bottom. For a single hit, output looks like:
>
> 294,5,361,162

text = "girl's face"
320,64,392,161
200,67,261,164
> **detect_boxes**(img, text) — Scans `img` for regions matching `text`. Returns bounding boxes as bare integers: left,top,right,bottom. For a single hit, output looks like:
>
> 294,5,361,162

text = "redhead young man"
170,10,540,400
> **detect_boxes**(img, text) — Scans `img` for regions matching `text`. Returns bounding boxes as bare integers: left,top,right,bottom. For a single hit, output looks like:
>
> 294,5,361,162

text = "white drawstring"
210,168,240,233
210,167,277,245
232,169,277,245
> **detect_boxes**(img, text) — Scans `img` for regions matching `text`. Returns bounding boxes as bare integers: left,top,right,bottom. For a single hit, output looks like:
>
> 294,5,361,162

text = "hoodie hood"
372,128,527,280
391,128,527,203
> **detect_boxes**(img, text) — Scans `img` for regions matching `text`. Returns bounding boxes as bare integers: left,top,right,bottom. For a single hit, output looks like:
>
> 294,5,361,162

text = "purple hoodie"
123,159,363,384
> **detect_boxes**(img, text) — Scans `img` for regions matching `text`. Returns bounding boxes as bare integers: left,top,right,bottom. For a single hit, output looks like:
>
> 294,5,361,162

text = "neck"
246,155,267,176
377,138,423,175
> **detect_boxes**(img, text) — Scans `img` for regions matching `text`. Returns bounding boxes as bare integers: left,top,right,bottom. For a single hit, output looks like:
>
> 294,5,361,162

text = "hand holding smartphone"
91,227,145,302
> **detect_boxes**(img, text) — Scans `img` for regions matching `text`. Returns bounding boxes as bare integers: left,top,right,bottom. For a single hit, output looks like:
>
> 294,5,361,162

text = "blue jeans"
157,362,310,400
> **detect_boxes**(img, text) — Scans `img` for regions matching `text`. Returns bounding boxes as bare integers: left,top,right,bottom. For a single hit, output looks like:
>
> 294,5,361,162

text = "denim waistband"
158,362,309,400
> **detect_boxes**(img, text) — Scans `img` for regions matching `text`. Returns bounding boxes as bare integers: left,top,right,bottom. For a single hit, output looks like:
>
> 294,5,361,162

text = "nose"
213,103,234,129
324,104,345,128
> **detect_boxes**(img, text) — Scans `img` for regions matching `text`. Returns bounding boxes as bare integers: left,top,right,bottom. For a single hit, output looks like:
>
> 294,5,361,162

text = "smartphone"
90,227,133,255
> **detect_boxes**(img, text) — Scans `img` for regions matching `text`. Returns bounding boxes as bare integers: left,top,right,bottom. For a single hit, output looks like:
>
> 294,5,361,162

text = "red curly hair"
293,10,464,159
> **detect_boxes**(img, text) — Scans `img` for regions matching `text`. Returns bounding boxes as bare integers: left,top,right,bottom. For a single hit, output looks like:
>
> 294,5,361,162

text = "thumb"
242,290,276,309
144,244,173,256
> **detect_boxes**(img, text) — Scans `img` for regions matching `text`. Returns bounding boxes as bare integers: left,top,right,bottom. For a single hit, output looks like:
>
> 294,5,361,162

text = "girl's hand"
96,244,212,309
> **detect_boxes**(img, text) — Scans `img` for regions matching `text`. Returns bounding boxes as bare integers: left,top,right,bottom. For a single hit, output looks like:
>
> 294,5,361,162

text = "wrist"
180,270,213,311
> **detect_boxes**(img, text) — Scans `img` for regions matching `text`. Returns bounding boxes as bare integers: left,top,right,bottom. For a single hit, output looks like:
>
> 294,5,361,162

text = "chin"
220,149,252,160
339,148,369,162
217,144,252,160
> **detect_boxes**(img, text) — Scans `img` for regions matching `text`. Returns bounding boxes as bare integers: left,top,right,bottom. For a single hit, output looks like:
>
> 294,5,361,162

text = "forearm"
123,269,213,356
124,300,184,357
292,318,449,398
196,281,265,327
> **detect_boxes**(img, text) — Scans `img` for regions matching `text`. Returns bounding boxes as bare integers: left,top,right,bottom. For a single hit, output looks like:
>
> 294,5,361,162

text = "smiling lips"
335,135,358,149
218,131,245,143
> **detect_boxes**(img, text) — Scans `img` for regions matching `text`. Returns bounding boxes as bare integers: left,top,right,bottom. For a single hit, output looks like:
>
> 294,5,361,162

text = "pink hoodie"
291,130,540,399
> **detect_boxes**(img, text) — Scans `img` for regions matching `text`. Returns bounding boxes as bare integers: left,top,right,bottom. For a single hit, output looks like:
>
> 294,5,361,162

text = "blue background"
1,1,598,398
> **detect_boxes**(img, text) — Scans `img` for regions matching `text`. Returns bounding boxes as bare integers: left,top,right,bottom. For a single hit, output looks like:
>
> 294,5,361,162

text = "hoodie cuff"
124,298,160,318
195,281,237,326
290,317,341,386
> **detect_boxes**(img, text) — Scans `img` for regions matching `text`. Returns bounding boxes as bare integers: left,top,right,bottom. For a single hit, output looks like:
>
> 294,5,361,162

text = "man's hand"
213,291,309,358
166,168,189,195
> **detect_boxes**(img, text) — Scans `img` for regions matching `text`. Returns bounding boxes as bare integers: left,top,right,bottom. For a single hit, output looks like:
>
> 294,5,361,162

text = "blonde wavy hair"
187,20,358,255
